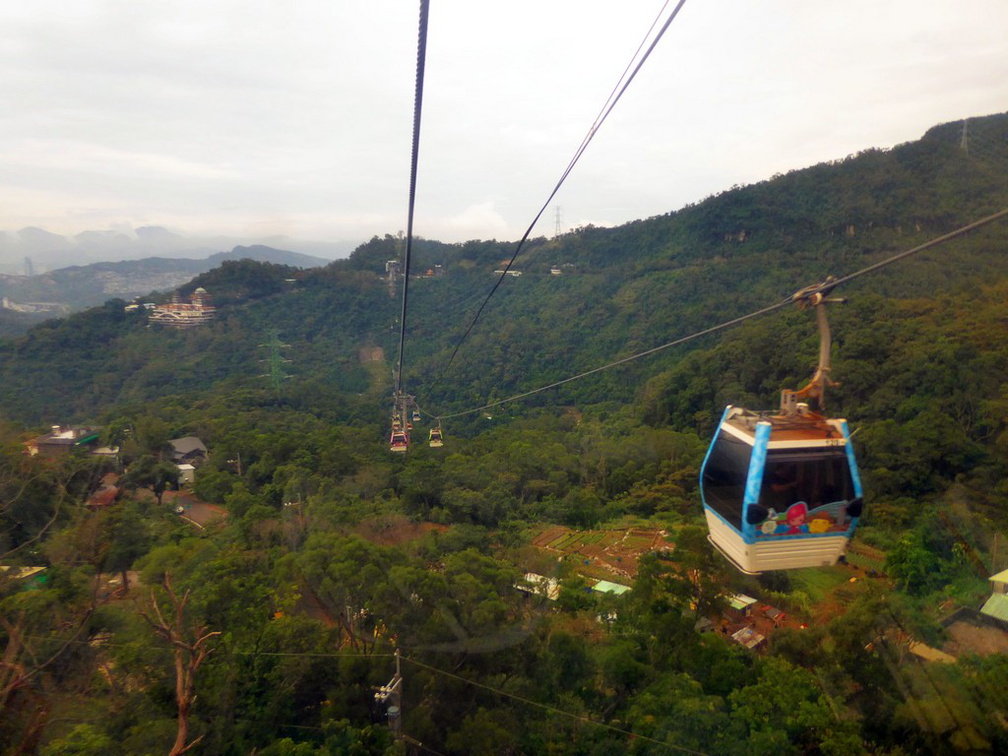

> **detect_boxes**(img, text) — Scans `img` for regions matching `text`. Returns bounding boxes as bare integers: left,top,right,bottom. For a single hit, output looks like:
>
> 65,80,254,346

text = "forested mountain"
0,115,1006,430
1,113,1007,755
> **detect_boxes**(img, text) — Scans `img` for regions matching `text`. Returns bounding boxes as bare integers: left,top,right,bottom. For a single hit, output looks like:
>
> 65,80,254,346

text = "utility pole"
375,648,403,741
959,119,969,156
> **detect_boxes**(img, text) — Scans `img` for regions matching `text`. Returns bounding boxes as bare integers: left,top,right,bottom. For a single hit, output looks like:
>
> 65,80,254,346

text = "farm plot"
532,526,671,580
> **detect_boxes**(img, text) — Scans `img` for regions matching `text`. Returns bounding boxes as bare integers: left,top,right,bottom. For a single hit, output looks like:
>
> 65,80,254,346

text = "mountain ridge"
0,111,1005,425
0,224,357,275
0,245,332,333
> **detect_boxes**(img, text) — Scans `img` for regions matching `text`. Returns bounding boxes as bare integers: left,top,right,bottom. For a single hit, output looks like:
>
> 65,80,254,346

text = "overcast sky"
1,0,1006,248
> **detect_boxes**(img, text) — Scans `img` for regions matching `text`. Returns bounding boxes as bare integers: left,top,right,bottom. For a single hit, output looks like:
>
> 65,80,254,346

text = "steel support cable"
394,0,430,396
432,207,1008,421
823,206,1008,291
430,0,691,390
401,655,710,756
557,0,677,193
436,296,793,421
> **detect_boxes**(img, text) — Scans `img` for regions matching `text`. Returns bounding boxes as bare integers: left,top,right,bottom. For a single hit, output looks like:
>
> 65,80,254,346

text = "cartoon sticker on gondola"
776,502,809,535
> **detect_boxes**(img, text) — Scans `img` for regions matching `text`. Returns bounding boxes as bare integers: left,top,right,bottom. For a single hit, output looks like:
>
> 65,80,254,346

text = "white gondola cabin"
700,404,863,573
700,279,865,573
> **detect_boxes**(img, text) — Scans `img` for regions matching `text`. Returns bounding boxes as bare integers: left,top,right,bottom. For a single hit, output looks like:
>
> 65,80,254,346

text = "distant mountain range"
0,225,356,275
0,244,332,332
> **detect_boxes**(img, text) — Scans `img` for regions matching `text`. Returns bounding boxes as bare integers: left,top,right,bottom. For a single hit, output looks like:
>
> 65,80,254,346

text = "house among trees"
86,473,121,509
0,565,49,590
176,463,196,485
726,593,759,621
169,436,208,467
26,426,103,457
148,288,216,328
731,626,766,650
516,573,560,601
980,568,1008,629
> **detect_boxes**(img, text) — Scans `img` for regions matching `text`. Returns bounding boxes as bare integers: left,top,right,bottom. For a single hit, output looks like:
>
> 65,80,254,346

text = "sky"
1,0,1006,250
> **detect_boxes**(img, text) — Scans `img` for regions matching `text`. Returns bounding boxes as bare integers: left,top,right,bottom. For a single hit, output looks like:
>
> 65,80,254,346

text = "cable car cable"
394,0,430,398
429,207,1008,421
436,294,793,421
431,0,691,391
820,206,1008,292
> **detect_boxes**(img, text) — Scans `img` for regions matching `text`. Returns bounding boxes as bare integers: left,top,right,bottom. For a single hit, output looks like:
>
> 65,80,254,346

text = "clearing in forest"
532,525,671,581
355,515,448,547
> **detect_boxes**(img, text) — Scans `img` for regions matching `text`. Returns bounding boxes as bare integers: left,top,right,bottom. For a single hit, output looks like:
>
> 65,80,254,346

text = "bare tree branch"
140,573,221,756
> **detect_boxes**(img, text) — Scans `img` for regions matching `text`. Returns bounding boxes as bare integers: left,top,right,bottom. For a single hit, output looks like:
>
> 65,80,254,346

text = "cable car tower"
699,277,865,573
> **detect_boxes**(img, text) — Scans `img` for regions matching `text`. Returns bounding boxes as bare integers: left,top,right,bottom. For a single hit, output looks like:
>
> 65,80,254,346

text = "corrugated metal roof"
980,593,1008,623
170,436,207,455
592,580,631,595
989,568,1008,585
907,641,956,663
731,626,765,649
728,593,758,611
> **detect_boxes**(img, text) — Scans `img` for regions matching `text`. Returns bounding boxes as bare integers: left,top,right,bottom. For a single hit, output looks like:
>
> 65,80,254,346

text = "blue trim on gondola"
840,420,863,499
699,406,733,510
741,422,771,542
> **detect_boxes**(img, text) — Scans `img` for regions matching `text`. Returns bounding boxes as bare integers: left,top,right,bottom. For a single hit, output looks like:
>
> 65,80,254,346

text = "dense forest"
1,113,1008,755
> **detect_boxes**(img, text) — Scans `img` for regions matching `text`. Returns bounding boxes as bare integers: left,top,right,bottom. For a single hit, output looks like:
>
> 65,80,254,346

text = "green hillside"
1,113,1007,755
4,114,1008,428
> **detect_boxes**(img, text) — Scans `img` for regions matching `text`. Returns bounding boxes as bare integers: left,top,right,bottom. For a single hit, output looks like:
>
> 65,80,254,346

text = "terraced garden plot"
532,526,672,579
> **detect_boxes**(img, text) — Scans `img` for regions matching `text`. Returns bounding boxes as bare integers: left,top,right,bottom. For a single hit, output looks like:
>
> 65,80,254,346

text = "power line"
401,654,710,756
433,0,691,388
18,634,395,659
14,632,701,751
432,207,1008,421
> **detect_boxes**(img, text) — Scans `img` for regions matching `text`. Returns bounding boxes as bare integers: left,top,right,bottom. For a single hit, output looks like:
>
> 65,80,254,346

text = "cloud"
0,0,1005,243
436,202,511,242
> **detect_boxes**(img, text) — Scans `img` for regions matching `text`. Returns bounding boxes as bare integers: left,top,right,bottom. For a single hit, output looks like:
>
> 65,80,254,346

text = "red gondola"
390,429,409,453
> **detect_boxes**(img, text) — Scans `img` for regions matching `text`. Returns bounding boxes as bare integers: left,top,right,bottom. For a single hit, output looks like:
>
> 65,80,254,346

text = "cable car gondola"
390,402,409,452
390,429,409,453
699,281,864,573
428,425,443,448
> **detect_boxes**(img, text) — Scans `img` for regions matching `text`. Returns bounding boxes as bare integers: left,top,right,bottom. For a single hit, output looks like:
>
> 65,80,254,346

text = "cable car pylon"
699,276,865,573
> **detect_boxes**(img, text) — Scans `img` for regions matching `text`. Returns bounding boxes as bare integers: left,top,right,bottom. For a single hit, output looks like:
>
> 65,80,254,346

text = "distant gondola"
390,429,409,453
428,426,443,448
699,280,864,573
